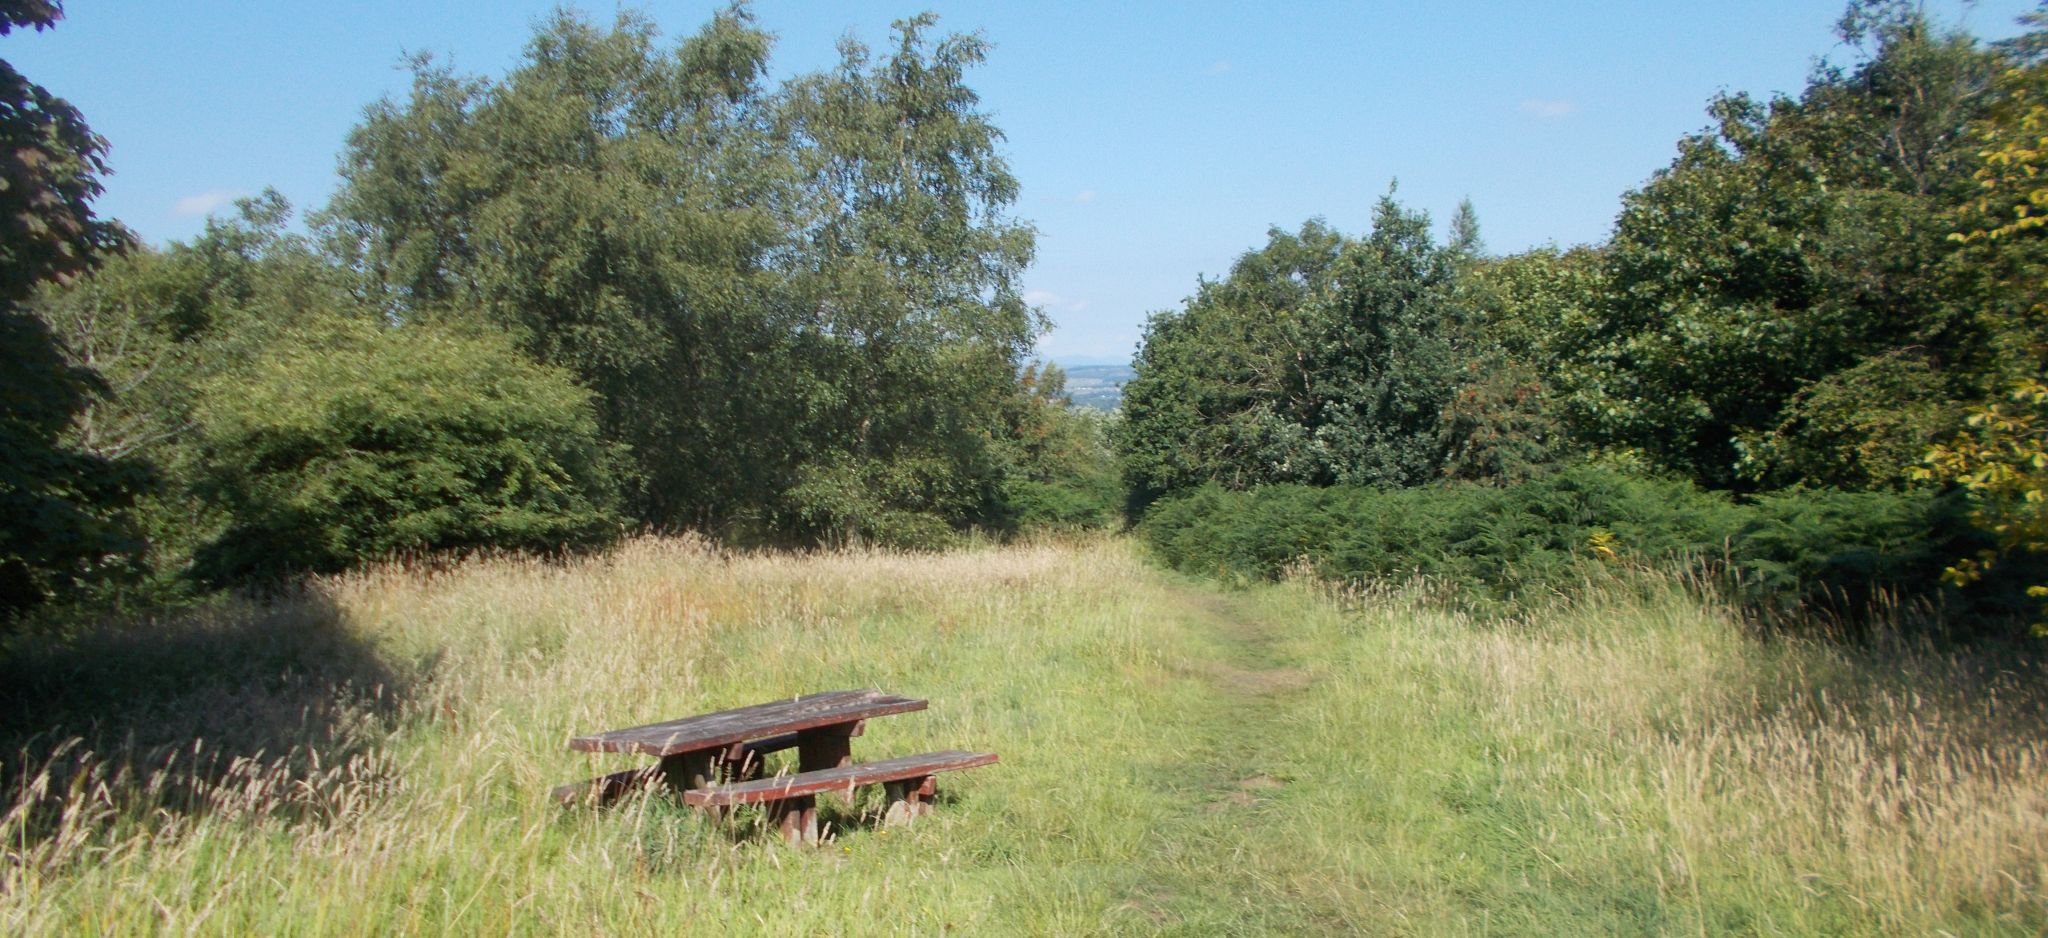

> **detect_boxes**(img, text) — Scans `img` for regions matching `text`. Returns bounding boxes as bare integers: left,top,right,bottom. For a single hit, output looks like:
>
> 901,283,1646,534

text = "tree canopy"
0,0,143,617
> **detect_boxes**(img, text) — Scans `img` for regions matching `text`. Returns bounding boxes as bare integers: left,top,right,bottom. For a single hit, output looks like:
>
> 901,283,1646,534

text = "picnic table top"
567,689,928,757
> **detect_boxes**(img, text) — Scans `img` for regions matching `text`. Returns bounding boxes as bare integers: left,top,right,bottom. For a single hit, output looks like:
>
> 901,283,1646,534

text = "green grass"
3,536,2043,934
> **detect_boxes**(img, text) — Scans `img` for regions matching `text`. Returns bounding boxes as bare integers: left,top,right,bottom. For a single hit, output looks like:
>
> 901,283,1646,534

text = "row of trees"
14,0,2044,627
1,3,1117,619
1118,2,2048,622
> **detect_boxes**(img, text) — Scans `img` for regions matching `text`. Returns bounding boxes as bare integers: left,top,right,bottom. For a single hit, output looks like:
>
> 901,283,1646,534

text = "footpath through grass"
3,537,2043,934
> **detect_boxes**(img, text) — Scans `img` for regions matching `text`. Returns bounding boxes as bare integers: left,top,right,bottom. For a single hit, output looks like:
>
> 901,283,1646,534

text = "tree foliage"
325,8,1040,545
1118,197,1474,503
997,364,1122,531
32,194,624,592
774,13,1040,542
1140,469,1976,622
188,317,619,585
1920,57,2048,621
0,1,143,617
23,0,2048,640
1558,3,1999,489
1117,219,1349,503
325,7,790,527
1112,2,2048,634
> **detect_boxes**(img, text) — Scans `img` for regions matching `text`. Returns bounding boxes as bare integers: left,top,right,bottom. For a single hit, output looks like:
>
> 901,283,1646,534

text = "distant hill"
1056,364,1135,412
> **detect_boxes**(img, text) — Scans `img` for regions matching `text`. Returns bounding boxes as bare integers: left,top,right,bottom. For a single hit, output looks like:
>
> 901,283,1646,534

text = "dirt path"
1103,579,1357,933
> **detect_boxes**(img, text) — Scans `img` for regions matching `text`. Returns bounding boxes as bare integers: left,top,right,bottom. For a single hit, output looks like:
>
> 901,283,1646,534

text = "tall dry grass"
3,535,1195,934
1,536,2043,934
1246,573,2048,934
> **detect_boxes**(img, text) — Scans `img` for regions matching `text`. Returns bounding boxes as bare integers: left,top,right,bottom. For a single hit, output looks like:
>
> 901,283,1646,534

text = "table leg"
881,775,936,827
766,795,818,845
658,749,719,793
795,722,858,771
660,748,729,823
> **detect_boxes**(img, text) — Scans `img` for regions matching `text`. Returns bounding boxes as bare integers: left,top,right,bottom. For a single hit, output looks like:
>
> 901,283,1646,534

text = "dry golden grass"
2,536,2043,934
1256,575,2048,934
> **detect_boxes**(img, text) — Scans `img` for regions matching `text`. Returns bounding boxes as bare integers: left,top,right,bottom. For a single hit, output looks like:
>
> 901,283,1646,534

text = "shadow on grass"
0,586,419,841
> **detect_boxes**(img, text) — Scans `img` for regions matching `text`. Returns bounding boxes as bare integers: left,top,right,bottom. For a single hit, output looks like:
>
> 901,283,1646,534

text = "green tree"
326,6,792,528
775,13,1040,544
35,192,336,467
1117,219,1349,504
33,194,371,594
1560,2,2000,489
327,7,1038,545
1447,197,1484,258
997,364,1122,531
1919,54,2048,621
1439,246,1602,483
1285,194,1473,487
188,316,620,585
1118,196,1474,500
0,1,143,617
33,191,624,591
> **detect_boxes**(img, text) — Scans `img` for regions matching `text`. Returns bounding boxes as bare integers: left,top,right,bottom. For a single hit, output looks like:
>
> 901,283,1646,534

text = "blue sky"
7,1,2037,364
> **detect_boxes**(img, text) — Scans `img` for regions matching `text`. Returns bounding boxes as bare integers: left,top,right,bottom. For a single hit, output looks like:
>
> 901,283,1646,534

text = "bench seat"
684,750,997,842
550,731,804,806
681,749,997,806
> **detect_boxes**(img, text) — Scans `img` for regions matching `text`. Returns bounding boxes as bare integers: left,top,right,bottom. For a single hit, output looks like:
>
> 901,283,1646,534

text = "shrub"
1729,487,1980,618
188,317,621,585
1140,468,2010,629
1003,477,1121,532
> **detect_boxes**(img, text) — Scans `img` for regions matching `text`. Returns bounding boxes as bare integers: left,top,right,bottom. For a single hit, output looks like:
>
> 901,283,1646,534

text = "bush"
1140,467,2010,629
1729,487,1983,618
1143,469,1733,603
188,317,621,585
1003,477,1121,532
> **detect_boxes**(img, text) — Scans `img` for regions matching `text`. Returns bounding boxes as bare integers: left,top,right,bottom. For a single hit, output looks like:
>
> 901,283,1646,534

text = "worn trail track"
1098,580,1361,934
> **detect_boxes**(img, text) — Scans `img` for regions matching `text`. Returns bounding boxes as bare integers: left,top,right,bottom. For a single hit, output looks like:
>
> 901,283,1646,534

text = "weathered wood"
720,731,801,782
549,766,660,806
726,730,803,761
567,690,924,758
680,750,997,808
555,730,809,808
796,721,857,773
765,794,819,845
881,775,937,827
658,749,720,794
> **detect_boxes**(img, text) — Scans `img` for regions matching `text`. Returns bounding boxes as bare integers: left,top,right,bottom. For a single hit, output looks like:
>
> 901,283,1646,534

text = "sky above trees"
8,0,2037,362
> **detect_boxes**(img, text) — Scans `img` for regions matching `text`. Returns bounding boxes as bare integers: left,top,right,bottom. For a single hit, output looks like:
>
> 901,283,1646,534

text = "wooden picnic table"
568,688,927,791
557,689,993,843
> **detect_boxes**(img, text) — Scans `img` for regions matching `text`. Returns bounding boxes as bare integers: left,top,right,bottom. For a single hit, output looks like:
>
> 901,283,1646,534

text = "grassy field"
2,536,2044,935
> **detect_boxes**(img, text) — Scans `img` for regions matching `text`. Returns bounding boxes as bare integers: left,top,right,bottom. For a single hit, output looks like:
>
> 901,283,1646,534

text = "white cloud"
1023,290,1091,315
1207,60,1232,76
1074,189,1097,204
1518,98,1577,119
174,189,246,217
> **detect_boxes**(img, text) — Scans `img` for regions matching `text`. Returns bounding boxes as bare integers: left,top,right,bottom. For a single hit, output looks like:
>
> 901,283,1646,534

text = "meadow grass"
1,536,2042,934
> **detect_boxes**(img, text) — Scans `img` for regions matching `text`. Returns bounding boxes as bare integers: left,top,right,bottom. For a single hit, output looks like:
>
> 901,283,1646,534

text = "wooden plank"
550,766,660,806
681,750,997,807
658,749,720,794
567,690,926,758
555,731,820,808
730,731,803,759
